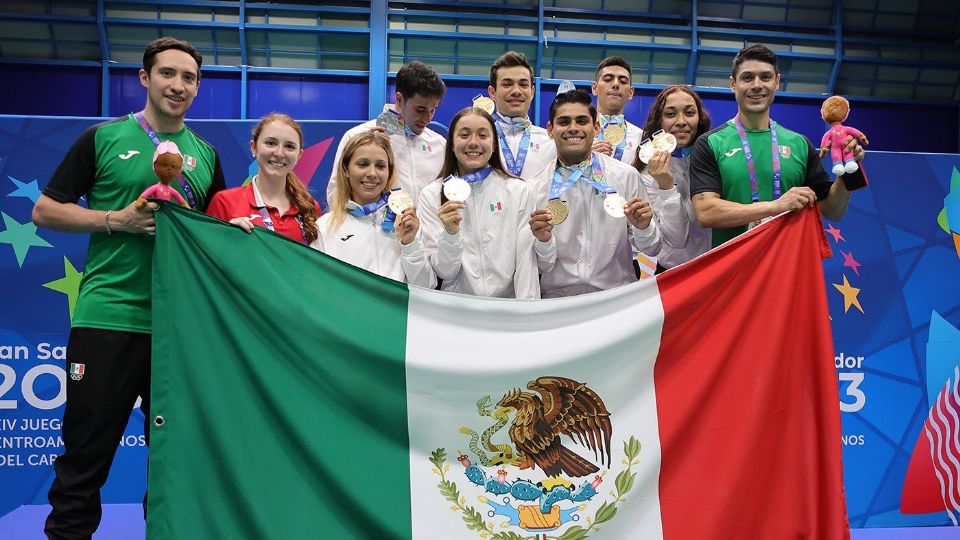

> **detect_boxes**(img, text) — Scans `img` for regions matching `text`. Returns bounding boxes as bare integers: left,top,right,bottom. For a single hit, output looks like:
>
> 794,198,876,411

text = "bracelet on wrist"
104,210,113,235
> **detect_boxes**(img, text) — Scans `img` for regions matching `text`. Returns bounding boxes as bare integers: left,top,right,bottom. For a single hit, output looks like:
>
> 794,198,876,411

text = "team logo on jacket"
489,201,504,215
69,363,85,381
429,376,639,538
780,145,791,159
183,154,197,171
421,143,432,153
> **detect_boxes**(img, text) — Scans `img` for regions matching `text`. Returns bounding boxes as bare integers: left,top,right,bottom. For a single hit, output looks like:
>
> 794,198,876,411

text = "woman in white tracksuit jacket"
314,130,436,288
418,107,540,299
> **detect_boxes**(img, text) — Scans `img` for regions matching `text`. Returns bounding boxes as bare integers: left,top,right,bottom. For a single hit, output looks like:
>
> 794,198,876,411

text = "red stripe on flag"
654,208,849,539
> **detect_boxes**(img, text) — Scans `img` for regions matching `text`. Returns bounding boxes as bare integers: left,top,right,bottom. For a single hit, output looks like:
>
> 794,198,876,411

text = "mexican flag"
148,204,849,540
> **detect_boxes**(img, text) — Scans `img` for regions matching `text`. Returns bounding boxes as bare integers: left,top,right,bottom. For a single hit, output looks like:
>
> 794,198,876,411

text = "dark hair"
251,113,320,244
548,89,597,124
732,44,779,78
143,37,203,77
595,56,632,81
634,85,712,172
489,51,534,88
396,61,446,100
437,108,515,203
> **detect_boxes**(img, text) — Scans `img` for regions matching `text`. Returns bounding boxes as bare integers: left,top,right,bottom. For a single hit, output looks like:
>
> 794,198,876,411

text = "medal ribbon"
448,166,493,185
251,178,308,244
599,114,628,161
133,111,198,209
733,116,782,203
388,109,417,139
550,154,611,200
494,112,531,177
348,192,397,233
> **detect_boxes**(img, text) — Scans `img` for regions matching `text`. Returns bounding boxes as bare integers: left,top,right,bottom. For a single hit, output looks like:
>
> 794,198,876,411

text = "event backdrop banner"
0,115,958,530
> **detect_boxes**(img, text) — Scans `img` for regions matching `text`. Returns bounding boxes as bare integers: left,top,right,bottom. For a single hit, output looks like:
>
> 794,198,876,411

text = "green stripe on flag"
149,203,412,539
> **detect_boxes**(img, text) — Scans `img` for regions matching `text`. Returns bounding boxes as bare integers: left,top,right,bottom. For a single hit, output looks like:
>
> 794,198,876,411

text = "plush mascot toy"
135,140,189,208
819,96,869,190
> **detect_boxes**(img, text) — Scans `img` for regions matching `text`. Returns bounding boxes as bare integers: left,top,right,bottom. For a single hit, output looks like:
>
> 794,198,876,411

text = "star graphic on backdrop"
825,223,845,243
832,274,864,314
7,176,41,203
0,212,53,267
840,250,862,276
43,256,83,321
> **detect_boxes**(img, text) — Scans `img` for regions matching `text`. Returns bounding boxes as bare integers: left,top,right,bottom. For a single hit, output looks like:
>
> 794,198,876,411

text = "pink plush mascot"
134,140,188,209
819,96,869,176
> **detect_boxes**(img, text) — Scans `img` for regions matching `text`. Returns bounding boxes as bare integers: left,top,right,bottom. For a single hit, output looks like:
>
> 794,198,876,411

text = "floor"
0,504,955,539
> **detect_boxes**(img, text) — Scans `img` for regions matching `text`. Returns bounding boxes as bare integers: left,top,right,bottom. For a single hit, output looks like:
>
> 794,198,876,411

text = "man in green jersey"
689,44,863,247
32,37,225,539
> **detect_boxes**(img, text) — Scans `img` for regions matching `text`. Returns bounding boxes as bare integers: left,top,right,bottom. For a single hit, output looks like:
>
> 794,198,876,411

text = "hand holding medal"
442,176,472,203
637,129,678,164
396,207,420,245
546,199,568,225
603,193,628,218
623,197,654,229
375,111,403,136
646,150,675,190
439,176,469,235
387,188,413,214
528,208,554,243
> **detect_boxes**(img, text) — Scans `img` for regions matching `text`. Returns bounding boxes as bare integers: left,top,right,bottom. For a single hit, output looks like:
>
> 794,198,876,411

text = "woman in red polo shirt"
207,113,320,244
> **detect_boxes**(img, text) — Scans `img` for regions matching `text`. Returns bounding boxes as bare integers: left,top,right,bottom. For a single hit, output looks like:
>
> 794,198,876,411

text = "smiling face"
592,65,634,115
452,112,495,174
346,142,391,205
488,65,535,118
139,49,199,128
660,90,700,148
730,59,780,119
153,152,183,184
548,102,598,166
395,92,440,135
250,120,302,182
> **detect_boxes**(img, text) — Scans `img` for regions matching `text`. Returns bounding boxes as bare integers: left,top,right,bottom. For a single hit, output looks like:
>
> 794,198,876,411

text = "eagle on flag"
497,376,613,478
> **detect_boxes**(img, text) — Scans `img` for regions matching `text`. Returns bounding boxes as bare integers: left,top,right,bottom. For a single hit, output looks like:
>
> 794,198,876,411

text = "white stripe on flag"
406,280,666,539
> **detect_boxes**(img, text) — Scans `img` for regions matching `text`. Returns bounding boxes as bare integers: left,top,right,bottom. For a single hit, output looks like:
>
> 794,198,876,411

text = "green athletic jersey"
689,120,832,247
43,114,225,333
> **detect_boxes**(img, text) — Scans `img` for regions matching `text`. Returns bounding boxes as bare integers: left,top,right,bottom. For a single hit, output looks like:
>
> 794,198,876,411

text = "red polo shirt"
206,182,321,243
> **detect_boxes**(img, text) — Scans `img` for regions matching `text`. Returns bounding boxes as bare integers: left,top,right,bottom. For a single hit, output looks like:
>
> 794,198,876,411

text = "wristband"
104,210,113,235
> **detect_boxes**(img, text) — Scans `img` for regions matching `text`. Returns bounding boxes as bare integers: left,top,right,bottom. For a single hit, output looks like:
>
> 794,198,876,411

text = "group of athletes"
30,36,863,539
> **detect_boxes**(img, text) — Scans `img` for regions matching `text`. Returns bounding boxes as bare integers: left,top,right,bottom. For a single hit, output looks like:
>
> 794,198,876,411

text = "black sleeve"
43,124,98,203
689,134,722,197
803,137,833,200
201,147,227,212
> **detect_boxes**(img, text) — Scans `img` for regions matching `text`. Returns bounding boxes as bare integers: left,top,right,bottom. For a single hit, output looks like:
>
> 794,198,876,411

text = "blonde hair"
327,131,397,233
251,113,319,244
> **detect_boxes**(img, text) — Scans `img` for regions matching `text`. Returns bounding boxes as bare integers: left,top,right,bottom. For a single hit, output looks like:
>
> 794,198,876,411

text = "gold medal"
603,123,626,146
472,95,495,115
547,199,568,225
